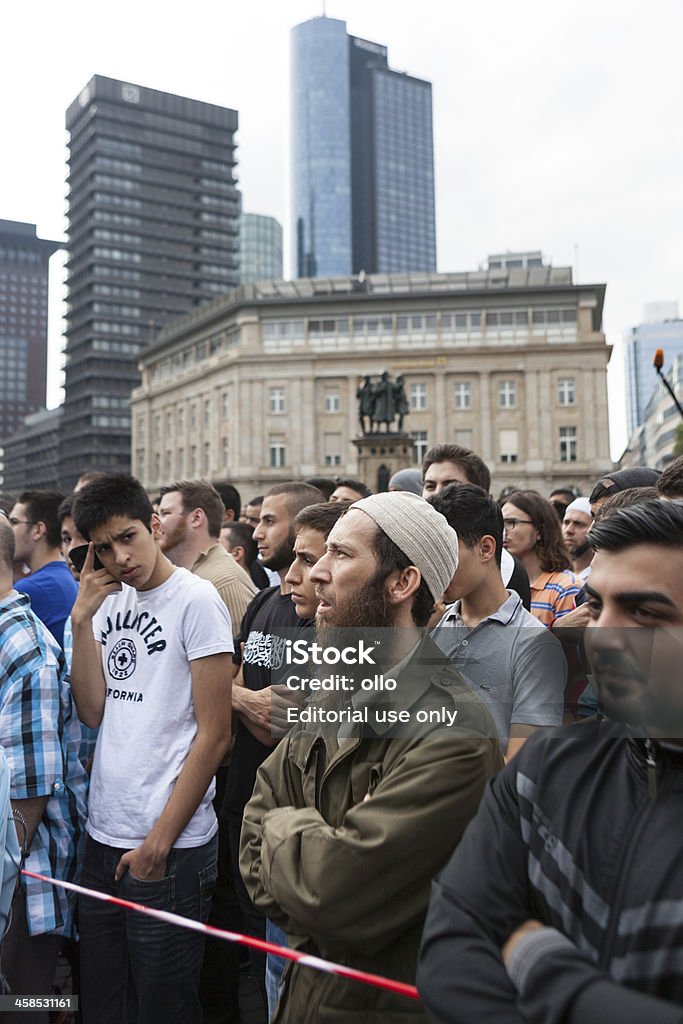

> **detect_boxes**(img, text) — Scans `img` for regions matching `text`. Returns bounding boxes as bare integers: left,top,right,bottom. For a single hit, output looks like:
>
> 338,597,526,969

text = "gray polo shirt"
431,591,566,749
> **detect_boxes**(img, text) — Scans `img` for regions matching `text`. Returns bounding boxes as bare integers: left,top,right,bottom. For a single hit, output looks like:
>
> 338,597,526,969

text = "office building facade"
291,17,436,280
131,260,611,498
240,214,283,283
0,220,59,468
60,75,239,488
623,302,683,436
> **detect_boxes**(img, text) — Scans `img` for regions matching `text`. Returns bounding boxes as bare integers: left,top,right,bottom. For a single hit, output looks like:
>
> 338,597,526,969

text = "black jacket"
417,719,683,1023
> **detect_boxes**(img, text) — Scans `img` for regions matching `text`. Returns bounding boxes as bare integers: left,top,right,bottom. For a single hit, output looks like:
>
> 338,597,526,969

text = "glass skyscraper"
291,17,436,279
623,304,683,437
240,213,283,283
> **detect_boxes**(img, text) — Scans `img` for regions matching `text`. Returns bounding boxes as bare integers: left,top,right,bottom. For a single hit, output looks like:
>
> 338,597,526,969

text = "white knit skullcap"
565,497,592,518
352,491,458,602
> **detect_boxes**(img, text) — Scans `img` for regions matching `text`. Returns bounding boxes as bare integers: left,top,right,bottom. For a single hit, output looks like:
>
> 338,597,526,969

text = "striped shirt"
0,592,87,936
529,569,581,628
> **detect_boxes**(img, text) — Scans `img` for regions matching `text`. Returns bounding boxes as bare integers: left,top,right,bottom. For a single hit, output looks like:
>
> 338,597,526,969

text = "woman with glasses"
501,490,581,628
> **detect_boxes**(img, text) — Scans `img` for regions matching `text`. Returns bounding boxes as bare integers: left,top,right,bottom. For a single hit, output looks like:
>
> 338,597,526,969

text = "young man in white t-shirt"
70,474,233,1024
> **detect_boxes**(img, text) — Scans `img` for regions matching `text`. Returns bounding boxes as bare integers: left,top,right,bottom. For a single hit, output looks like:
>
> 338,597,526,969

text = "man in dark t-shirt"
222,483,323,1008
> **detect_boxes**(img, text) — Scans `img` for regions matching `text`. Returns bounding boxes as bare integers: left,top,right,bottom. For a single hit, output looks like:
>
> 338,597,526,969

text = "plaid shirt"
62,614,99,766
0,591,87,936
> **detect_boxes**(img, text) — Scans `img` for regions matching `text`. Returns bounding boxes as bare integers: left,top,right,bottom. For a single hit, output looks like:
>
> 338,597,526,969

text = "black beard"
262,529,296,572
570,540,593,558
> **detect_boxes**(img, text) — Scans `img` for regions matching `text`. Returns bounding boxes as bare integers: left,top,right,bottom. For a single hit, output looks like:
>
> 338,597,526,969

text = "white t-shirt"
87,567,233,848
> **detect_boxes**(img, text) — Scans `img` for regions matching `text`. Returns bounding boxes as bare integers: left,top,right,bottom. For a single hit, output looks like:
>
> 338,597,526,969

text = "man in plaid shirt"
0,512,87,1019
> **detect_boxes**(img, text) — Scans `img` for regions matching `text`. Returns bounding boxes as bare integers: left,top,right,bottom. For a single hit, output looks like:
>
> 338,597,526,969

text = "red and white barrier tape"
22,870,420,1001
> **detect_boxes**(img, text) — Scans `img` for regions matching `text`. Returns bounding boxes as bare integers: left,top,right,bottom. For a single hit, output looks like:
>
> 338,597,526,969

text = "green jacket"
240,635,503,1023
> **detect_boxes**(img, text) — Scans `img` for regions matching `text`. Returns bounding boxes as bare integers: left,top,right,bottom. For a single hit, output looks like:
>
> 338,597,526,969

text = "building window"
324,391,341,413
454,382,471,410
203,441,210,473
498,380,516,409
324,433,342,466
154,414,161,439
559,426,577,462
178,407,185,433
135,449,145,478
269,441,286,468
154,453,160,479
499,428,519,463
222,437,229,470
204,399,211,426
411,430,428,464
166,411,173,435
269,387,285,414
191,445,198,475
190,404,197,429
558,377,575,406
221,392,229,418
410,383,427,411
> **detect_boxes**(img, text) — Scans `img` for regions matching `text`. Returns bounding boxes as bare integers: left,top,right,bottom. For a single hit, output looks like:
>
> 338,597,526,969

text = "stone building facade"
131,264,613,498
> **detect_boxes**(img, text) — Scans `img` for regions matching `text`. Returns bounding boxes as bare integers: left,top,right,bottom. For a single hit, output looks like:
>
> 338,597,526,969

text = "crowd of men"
0,444,682,1024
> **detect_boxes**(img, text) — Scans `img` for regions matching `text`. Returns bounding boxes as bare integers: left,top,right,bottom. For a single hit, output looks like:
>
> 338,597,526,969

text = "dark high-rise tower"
61,76,239,488
0,220,59,446
291,17,436,279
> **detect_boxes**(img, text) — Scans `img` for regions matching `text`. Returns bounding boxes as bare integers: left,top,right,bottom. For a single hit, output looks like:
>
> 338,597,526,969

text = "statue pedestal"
352,432,414,493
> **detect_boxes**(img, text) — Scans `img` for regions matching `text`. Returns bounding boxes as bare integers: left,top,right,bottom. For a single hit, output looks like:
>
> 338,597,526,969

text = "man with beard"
418,499,683,1023
240,491,502,1023
158,480,256,626
222,482,323,1011
561,496,594,581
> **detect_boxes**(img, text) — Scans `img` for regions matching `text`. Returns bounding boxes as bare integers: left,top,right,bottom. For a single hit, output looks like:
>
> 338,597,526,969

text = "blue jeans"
265,920,288,1019
79,833,218,1024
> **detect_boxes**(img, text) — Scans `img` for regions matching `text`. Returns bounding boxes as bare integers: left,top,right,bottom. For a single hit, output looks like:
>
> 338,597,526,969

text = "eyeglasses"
503,518,535,530
8,517,34,527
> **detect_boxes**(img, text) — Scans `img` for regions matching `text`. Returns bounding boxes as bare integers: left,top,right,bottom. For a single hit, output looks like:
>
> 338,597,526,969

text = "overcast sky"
3,0,682,459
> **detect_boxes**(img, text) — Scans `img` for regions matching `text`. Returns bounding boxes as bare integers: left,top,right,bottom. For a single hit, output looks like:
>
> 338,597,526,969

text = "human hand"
72,543,121,621
552,603,592,632
271,684,304,737
115,839,168,882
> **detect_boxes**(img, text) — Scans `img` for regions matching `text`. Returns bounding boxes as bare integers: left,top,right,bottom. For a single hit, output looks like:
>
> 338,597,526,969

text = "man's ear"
385,565,421,606
479,535,497,564
33,520,47,542
150,512,162,539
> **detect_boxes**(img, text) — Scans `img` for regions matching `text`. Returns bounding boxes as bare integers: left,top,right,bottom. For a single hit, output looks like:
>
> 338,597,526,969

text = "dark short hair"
657,456,683,499
371,525,434,628
212,481,241,520
0,520,15,570
422,444,491,493
333,478,371,499
589,499,683,552
245,495,264,508
549,487,576,503
265,482,325,518
160,480,225,538
294,501,349,539
73,474,154,539
304,477,337,501
18,490,65,548
57,496,74,526
591,486,660,525
504,490,572,574
221,521,257,564
430,483,503,567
